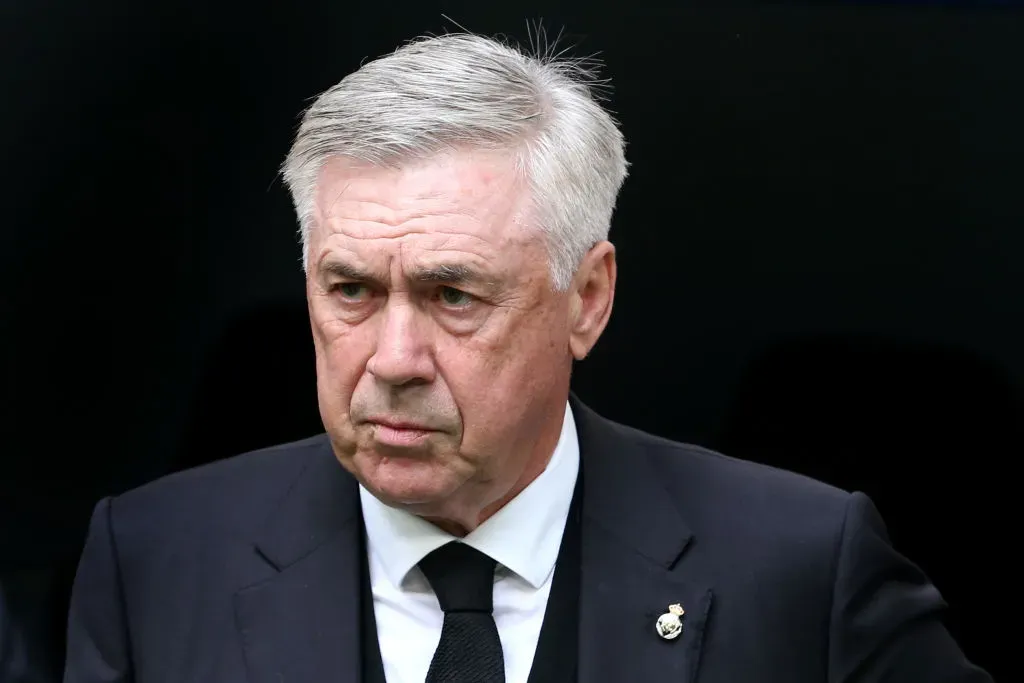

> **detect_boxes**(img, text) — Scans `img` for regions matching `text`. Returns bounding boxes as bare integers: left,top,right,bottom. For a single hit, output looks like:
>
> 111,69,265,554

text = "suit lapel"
233,439,363,683
572,396,713,683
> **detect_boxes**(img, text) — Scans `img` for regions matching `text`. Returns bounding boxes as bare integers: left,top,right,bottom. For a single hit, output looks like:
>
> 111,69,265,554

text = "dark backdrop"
1,0,1019,679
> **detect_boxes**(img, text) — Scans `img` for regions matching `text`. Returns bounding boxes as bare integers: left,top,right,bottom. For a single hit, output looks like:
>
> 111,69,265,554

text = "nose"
365,300,436,387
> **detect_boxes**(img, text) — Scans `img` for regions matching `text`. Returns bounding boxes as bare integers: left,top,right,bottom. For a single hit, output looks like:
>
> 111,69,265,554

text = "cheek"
312,318,373,405
438,307,569,435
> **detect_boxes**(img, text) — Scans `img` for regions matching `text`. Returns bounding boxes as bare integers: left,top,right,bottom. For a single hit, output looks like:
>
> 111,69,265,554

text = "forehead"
312,151,534,251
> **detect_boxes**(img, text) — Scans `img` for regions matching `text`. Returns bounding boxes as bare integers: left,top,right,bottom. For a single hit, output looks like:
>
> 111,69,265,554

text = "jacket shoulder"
107,434,333,544
608,418,853,536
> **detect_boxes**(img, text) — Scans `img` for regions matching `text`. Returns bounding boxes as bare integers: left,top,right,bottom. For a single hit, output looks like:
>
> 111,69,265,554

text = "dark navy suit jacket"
63,397,992,682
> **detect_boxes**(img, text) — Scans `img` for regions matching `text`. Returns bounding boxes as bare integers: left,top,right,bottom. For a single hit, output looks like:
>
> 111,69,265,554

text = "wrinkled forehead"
312,151,535,239
308,152,548,283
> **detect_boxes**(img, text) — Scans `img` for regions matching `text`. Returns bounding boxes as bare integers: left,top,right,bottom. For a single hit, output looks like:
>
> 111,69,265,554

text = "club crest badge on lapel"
655,603,685,640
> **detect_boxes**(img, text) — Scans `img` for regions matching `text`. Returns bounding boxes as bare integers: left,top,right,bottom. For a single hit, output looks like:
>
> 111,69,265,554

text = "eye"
438,286,473,307
334,282,368,300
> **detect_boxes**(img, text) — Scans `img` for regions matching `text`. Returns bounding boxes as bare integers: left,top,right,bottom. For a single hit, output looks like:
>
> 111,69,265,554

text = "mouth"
367,419,437,447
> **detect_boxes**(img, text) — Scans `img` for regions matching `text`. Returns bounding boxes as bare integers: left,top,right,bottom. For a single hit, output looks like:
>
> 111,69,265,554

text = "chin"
359,452,464,509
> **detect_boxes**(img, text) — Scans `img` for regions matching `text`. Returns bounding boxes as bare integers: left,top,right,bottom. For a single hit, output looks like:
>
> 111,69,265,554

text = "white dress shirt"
359,402,580,683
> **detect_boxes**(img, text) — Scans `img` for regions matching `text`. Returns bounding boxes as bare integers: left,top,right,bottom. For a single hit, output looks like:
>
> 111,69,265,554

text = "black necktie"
418,542,505,683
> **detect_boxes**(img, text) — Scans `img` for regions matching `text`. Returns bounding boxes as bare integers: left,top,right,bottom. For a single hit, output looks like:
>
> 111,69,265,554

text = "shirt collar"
359,401,580,590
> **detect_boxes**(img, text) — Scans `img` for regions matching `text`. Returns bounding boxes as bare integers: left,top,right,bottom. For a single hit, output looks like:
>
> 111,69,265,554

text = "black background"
1,0,1019,679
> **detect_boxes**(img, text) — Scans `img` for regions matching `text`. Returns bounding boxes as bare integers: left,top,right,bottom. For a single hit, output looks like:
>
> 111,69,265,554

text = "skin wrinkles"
306,149,616,535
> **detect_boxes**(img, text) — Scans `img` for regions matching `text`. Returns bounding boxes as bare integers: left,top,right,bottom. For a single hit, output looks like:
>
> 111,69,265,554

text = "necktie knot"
419,542,497,613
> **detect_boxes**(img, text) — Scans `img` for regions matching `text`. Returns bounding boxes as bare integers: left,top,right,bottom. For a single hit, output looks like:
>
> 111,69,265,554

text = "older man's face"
305,150,613,529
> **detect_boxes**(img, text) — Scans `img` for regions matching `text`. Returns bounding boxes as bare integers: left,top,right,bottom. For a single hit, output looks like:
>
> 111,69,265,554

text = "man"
64,32,992,683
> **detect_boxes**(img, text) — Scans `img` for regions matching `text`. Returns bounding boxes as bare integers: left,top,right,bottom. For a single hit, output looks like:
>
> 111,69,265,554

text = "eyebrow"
319,259,497,289
410,263,495,287
319,260,380,283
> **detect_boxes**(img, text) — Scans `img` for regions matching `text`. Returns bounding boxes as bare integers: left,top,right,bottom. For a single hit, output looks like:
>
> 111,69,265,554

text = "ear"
568,241,616,360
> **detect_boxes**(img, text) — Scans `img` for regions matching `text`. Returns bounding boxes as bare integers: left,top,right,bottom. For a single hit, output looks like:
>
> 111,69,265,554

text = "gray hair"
281,32,628,291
